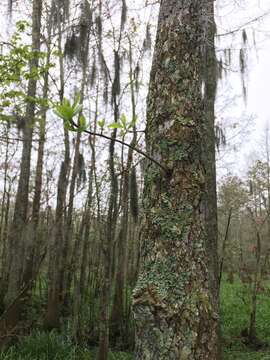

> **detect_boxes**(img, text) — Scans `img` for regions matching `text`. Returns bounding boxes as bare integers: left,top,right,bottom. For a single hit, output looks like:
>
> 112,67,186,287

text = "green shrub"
0,331,133,360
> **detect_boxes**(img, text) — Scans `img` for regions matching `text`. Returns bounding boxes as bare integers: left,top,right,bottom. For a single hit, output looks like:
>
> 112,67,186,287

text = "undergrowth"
1,279,270,359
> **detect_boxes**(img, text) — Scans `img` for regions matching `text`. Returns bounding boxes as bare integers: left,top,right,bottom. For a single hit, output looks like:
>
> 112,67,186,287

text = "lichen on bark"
133,1,220,359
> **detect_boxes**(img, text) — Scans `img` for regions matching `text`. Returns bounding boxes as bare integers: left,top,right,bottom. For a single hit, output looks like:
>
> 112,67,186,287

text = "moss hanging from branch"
217,58,223,79
143,24,152,53
242,29,248,44
8,0,13,16
103,71,109,105
239,48,246,75
134,64,140,93
90,50,97,88
111,50,121,103
95,15,103,53
77,152,87,189
239,28,248,103
215,125,226,151
64,0,92,63
239,47,247,103
79,0,92,62
64,30,80,60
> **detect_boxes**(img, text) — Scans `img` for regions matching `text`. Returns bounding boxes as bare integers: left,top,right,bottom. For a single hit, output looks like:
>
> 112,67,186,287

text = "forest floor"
1,279,270,359
222,279,270,359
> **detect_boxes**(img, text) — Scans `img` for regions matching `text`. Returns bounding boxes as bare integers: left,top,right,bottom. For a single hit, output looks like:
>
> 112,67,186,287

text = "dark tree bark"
133,1,220,359
203,1,221,355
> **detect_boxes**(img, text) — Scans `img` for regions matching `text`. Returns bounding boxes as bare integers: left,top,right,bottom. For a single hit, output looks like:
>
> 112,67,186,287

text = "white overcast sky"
216,0,270,178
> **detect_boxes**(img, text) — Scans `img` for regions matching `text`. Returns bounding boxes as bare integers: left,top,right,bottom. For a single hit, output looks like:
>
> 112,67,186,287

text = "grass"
1,279,270,359
221,279,270,359
0,331,133,359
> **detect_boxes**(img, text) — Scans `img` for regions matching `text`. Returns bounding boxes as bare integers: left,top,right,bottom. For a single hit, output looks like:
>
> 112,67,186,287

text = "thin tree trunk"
72,150,94,341
45,5,70,329
0,127,11,306
219,208,232,288
98,111,119,360
110,39,138,345
249,229,262,343
1,0,42,333
203,5,221,356
24,13,52,288
61,42,90,312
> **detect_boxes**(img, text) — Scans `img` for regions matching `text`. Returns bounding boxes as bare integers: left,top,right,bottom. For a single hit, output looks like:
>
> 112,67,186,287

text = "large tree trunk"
132,1,220,359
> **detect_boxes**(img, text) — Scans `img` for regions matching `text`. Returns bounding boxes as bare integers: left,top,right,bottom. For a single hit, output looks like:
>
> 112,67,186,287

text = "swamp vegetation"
0,0,270,359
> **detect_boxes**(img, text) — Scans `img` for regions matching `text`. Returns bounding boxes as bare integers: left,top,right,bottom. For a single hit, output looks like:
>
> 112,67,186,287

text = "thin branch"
70,120,167,173
218,9,270,37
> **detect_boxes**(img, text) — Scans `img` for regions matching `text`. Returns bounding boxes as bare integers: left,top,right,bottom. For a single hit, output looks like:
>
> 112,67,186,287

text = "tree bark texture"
133,1,220,359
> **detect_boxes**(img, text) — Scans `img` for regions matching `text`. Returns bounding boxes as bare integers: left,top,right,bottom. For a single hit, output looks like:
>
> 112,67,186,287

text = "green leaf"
78,115,87,132
98,119,105,129
73,103,83,117
53,105,73,121
120,113,127,128
72,93,81,109
53,96,83,123
64,120,77,132
109,122,123,129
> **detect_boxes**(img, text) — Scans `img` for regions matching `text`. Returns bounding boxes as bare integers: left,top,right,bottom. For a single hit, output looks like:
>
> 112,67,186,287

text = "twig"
70,120,168,173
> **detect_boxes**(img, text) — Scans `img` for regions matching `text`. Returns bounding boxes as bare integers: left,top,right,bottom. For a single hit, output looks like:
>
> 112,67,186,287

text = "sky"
216,0,270,178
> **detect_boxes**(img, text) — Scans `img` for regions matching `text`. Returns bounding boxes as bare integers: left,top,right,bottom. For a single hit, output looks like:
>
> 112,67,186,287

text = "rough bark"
133,1,220,359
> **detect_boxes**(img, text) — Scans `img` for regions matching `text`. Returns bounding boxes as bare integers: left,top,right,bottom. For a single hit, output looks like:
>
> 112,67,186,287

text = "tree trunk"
1,0,42,332
23,13,52,291
45,6,70,329
98,79,119,360
0,128,11,307
61,48,89,313
249,229,261,343
110,40,138,346
133,1,220,358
